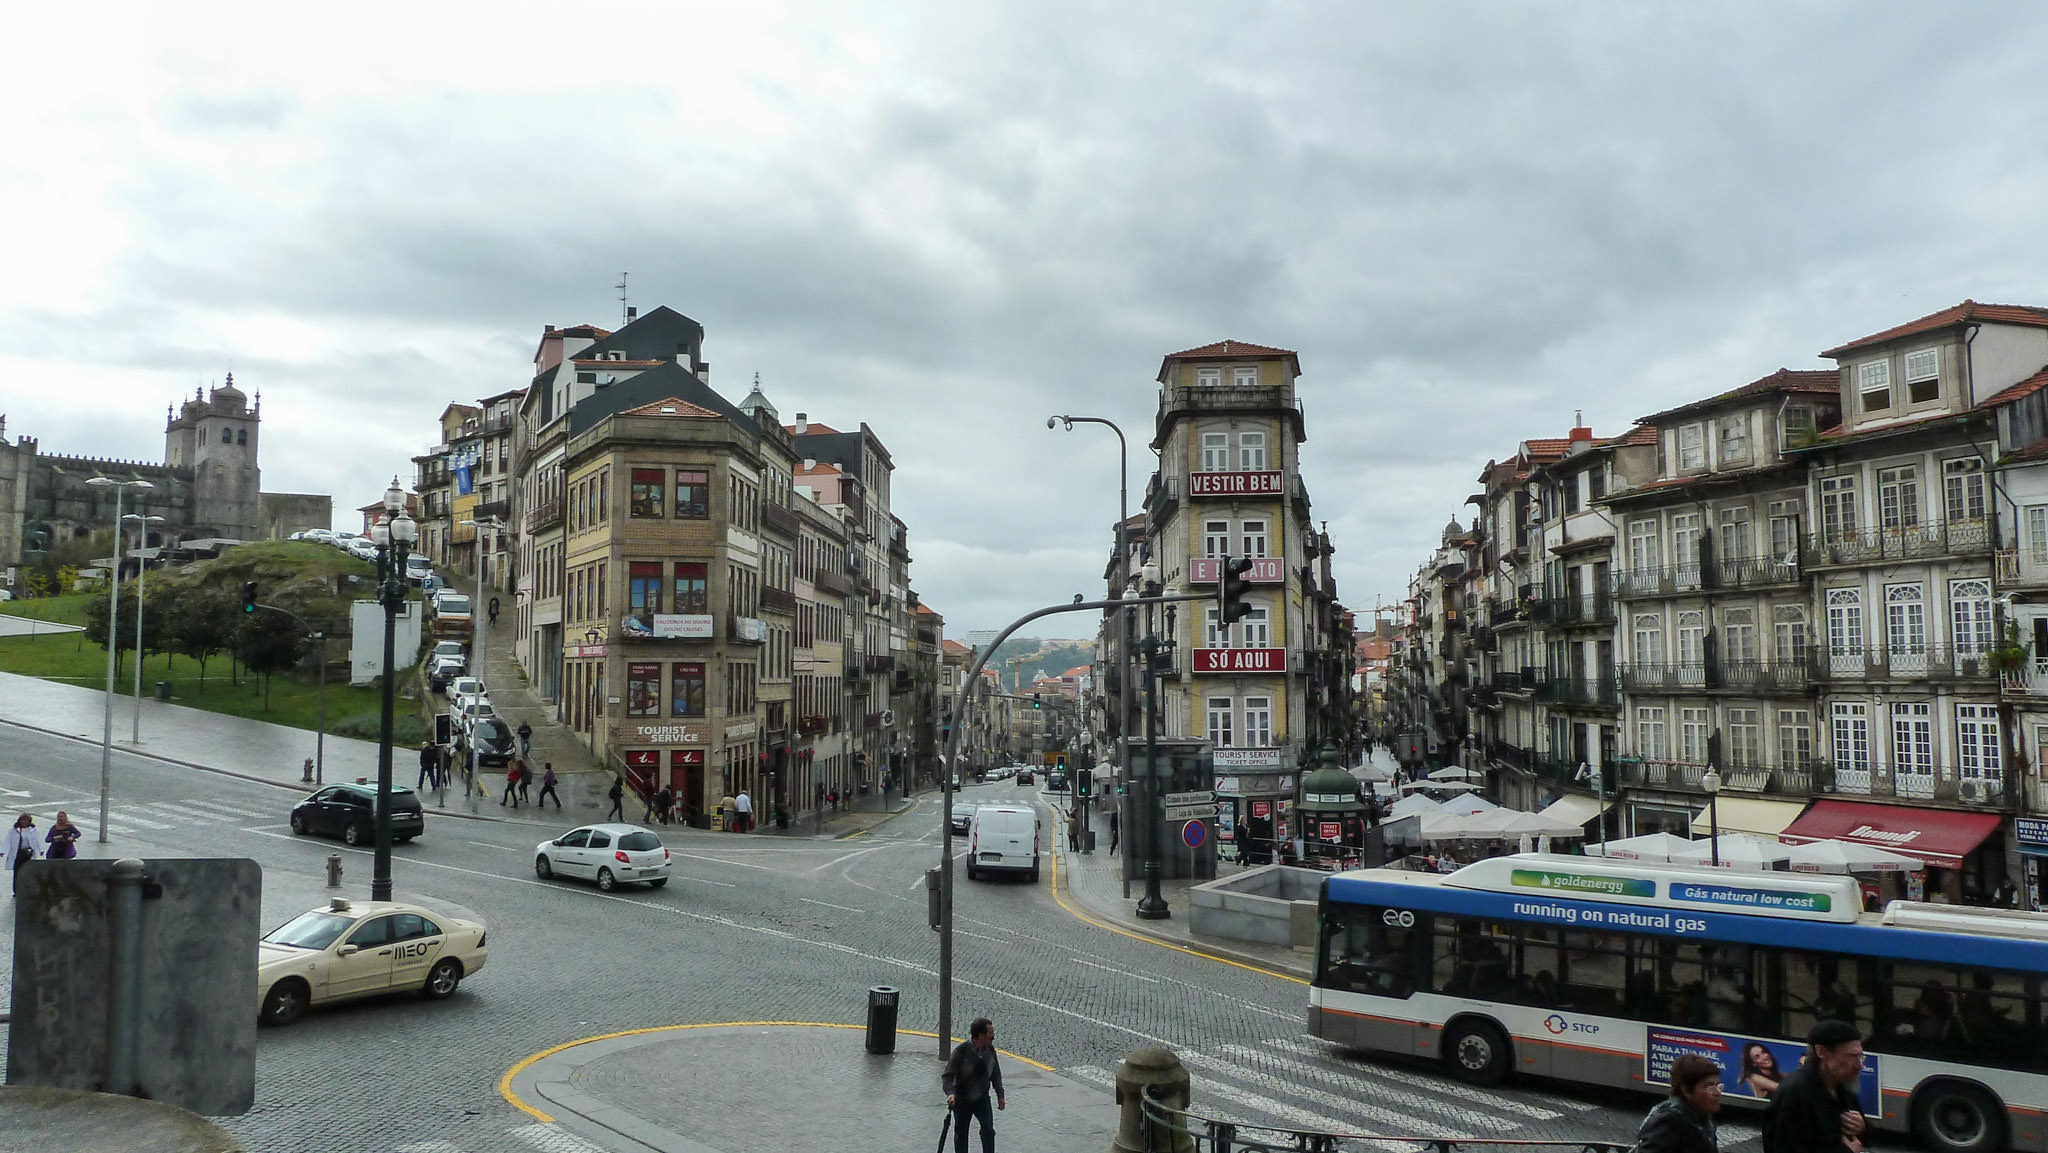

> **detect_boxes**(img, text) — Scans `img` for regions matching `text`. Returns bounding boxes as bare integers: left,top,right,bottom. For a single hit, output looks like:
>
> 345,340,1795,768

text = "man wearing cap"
1762,1020,1868,1153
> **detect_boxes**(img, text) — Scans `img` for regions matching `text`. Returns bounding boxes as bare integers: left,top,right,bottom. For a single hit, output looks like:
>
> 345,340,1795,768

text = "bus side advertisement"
1645,1027,1880,1114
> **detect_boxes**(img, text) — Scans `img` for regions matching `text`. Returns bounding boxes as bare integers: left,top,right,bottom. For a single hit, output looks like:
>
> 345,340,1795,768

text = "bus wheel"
1913,1080,2006,1153
1443,1019,1512,1086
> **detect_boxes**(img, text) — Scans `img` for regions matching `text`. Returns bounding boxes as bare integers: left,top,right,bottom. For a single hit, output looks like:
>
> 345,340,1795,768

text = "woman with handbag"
43,811,81,861
5,813,43,895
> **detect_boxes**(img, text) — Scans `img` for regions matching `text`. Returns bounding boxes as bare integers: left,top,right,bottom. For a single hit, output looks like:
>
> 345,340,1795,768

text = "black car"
427,657,464,693
1015,769,1034,786
1047,770,1068,792
291,782,426,845
468,718,515,767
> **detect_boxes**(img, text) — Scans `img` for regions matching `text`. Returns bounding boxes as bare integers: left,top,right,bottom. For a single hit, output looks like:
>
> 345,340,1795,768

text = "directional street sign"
1163,804,1213,822
1163,790,1215,807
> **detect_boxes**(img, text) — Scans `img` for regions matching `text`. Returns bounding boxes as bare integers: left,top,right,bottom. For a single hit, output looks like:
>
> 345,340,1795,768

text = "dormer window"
1905,348,1940,404
1678,423,1705,471
1859,360,1892,414
1718,415,1749,466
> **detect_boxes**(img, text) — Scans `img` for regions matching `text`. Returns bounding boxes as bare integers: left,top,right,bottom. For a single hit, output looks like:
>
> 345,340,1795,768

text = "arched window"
221,427,232,443
237,429,246,446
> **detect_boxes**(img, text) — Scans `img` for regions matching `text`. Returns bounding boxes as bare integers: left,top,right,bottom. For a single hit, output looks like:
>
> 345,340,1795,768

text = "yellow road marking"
501,1020,1053,1122
1048,830,1308,986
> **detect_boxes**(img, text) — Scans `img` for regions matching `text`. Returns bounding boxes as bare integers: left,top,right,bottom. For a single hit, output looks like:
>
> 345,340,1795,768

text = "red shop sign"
1320,821,1342,841
1251,801,1271,819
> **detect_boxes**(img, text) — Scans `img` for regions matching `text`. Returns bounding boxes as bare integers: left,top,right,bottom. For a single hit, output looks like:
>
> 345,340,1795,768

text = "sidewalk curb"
1048,838,1314,982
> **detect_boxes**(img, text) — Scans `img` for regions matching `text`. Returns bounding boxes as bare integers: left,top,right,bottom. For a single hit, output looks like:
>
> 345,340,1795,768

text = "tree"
234,610,304,710
166,585,239,692
81,579,143,677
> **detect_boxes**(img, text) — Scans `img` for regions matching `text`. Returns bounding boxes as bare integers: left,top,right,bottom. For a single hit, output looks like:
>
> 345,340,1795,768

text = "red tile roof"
1638,368,1840,424
572,358,668,367
1609,424,1659,447
792,421,843,435
797,460,842,476
1163,339,1297,360
1984,363,2048,407
942,639,972,653
1821,301,2048,358
1813,409,1962,443
619,397,723,419
1523,438,1572,463
2003,436,2048,465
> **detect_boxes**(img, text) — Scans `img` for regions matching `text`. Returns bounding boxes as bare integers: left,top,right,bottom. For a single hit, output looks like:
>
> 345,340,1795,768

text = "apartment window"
1588,467,1607,501
673,563,708,613
1859,360,1892,414
1832,702,1870,775
1206,697,1234,748
1239,430,1268,470
1564,475,1582,513
1951,578,1994,656
676,470,710,518
1826,588,1864,660
1240,606,1271,648
1957,705,2002,779
1200,432,1230,471
1196,367,1223,388
2029,507,2048,564
1728,708,1761,768
597,562,607,613
1636,706,1668,761
1718,415,1749,466
1232,365,1259,388
630,562,663,618
1884,583,1926,655
576,370,596,384
1243,697,1273,747
1892,703,1932,780
1718,506,1752,561
1202,520,1231,560
670,663,706,717
1773,605,1808,665
1671,512,1702,575
1675,610,1706,665
1723,608,1758,663
1628,519,1661,574
627,664,661,717
1241,519,1269,559
1942,458,1985,523
630,469,664,517
1768,499,1801,561
1679,707,1710,765
1203,607,1223,649
1783,406,1817,447
1679,423,1706,471
1876,466,1920,530
1905,348,1941,404
1778,709,1813,766
1820,475,1859,539
1633,613,1665,664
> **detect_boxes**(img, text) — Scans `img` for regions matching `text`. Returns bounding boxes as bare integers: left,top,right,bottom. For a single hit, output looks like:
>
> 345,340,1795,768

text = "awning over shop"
1780,800,2000,870
1690,797,1808,838
1538,794,1611,827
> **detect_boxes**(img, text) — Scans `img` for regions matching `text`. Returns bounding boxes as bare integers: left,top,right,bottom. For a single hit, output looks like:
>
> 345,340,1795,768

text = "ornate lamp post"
87,475,153,843
370,478,417,901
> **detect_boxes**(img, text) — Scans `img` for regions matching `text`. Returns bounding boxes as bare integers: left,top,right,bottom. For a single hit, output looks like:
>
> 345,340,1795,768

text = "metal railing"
1140,1091,1628,1153
1618,659,1808,694
1533,593,1616,626
1814,645,1996,681
1803,517,1993,566
1537,674,1620,708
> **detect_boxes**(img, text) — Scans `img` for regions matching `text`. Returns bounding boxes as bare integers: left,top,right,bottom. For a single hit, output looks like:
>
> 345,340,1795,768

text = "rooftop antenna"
616,272,630,326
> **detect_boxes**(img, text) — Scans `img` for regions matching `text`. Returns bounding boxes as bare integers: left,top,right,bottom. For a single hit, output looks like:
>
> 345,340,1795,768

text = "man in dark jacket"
1634,1054,1722,1153
1762,1020,1867,1153
942,1017,1005,1153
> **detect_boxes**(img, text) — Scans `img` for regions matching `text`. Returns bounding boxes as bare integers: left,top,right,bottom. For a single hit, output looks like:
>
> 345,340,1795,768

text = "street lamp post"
371,478,418,902
1701,765,1723,867
1049,414,1129,886
87,476,153,843
123,513,165,744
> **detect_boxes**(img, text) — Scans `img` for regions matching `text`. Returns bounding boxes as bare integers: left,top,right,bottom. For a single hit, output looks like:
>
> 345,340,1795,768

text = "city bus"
1310,853,2048,1153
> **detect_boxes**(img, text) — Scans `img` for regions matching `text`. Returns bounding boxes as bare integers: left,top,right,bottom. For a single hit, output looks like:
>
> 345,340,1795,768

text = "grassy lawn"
3,591,97,627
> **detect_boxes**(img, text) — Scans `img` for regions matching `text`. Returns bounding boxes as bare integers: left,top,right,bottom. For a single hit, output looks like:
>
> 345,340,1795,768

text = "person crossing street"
537,762,561,808
942,1017,1006,1153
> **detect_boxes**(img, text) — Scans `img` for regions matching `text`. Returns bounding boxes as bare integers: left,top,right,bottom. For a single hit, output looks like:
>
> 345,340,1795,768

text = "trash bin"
153,681,171,701
865,986,899,1054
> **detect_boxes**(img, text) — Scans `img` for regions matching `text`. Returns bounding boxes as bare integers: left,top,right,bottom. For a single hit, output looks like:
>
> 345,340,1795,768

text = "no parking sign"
1181,819,1206,849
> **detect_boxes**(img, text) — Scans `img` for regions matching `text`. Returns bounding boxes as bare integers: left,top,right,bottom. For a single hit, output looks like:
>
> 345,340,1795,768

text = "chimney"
1569,410,1593,441
803,458,815,471
795,412,808,436
626,306,637,322
544,324,556,333
697,362,711,384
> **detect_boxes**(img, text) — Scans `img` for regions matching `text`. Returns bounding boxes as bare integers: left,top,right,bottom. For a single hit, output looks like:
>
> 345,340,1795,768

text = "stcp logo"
1379,909,1416,928
1544,1014,1568,1034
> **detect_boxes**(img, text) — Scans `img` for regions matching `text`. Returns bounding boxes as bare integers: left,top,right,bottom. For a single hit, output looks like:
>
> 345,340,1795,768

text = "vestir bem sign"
1188,557,1286,583
1193,648,1285,673
1190,471,1284,497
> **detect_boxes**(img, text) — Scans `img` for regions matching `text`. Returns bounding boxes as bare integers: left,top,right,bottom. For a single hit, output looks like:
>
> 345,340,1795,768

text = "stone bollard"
325,854,343,888
1109,1045,1194,1153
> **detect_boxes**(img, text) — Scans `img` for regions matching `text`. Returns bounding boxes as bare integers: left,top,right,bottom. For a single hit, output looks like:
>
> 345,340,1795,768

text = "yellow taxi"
257,897,489,1026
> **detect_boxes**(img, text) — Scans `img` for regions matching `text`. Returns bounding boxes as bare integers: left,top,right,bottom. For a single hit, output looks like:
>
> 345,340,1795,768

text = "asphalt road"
0,725,1756,1153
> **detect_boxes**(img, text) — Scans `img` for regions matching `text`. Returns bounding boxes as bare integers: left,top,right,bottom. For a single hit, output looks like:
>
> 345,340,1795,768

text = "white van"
966,805,1040,882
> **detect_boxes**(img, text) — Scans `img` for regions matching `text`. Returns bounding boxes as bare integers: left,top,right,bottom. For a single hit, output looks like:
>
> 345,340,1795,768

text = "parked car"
449,676,485,701
427,657,464,693
966,806,1041,882
1047,770,1068,793
467,718,515,767
257,896,487,1026
454,697,497,732
406,555,433,585
433,592,474,636
289,782,425,845
431,640,466,663
534,824,671,891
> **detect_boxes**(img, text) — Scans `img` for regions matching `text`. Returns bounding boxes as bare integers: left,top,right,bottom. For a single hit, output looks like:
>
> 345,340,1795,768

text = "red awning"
1780,800,2001,870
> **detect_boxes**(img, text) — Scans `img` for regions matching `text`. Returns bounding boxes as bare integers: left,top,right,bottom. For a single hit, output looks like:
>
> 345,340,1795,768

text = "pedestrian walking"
516,720,533,758
656,785,675,826
1762,1020,1868,1153
6,813,43,895
501,765,521,807
942,1017,1006,1153
828,788,839,812
1107,805,1119,854
417,742,438,790
488,595,501,625
538,763,561,808
734,789,753,833
606,776,625,821
43,812,81,861
1633,1054,1722,1153
517,761,534,804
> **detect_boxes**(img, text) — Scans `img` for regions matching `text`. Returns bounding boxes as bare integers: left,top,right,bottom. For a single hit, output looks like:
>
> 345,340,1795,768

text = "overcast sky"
7,3,2048,635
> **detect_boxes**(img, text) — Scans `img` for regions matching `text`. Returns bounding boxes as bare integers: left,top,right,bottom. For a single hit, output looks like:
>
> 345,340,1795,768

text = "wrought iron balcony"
1815,645,1997,682
1533,592,1616,627
1803,518,1993,567
1619,659,1810,694
1537,674,1620,709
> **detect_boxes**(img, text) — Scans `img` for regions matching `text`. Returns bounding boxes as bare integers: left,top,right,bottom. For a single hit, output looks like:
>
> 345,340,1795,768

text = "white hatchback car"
535,824,671,891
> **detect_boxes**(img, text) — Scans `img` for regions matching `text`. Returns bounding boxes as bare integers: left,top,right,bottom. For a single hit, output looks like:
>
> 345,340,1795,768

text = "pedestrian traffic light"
1219,554,1256,626
242,582,258,613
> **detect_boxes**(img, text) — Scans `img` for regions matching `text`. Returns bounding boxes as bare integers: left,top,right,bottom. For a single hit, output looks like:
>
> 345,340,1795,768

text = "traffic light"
1075,768,1093,797
1219,554,1255,626
1032,694,1042,710
242,582,258,613
1055,753,1067,771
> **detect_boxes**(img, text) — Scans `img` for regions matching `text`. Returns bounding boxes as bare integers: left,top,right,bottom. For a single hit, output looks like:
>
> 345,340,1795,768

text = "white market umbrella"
1388,794,1444,820
1587,831,1699,863
1784,839,1921,874
1440,793,1499,817
1353,763,1394,784
1420,812,1482,841
1668,833,1792,871
1428,765,1484,782
1401,780,1481,794
1497,809,1588,839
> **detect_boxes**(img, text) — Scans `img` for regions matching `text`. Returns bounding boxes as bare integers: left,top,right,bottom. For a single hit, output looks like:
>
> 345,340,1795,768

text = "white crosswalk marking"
509,1123,612,1152
1066,1064,1415,1153
1177,1048,1480,1136
392,1142,461,1152
149,802,262,824
1259,1037,1570,1118
169,798,270,819
1212,1043,1550,1127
